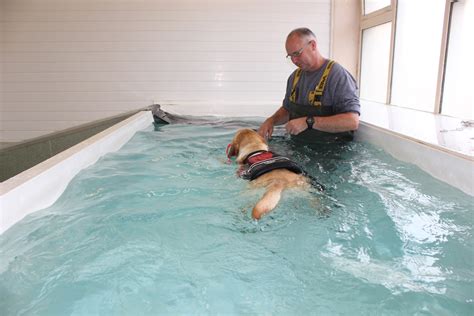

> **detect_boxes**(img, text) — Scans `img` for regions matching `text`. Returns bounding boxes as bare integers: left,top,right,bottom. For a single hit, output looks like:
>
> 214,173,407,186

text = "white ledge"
358,100,473,196
360,100,473,158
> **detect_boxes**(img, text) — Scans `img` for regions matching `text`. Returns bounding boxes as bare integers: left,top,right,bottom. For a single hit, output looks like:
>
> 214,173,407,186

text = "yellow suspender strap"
309,60,335,106
289,68,302,103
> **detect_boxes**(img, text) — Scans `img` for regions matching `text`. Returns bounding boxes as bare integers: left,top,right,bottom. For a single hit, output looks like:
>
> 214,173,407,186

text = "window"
391,0,445,112
359,0,472,120
359,0,395,104
360,23,392,103
364,0,391,14
441,0,474,119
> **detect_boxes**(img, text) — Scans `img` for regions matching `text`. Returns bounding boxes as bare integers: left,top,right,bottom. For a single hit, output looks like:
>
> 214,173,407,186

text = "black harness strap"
239,151,325,192
240,156,304,181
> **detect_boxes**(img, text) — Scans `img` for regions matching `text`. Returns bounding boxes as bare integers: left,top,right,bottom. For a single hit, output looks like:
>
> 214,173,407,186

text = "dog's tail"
252,182,285,219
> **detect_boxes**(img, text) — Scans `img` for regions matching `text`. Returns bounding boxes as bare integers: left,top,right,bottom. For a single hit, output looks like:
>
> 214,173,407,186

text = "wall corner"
330,0,361,80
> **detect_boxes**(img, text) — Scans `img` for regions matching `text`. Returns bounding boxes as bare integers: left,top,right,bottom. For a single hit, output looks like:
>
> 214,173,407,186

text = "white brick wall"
1,0,331,142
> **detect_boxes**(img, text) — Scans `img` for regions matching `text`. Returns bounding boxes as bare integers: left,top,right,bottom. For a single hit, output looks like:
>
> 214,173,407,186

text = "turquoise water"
1,119,473,315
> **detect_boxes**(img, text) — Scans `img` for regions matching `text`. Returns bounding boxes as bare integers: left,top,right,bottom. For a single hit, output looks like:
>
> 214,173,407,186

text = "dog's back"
228,128,310,219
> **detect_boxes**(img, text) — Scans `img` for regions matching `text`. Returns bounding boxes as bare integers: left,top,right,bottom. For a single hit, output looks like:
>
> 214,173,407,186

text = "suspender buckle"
308,91,323,106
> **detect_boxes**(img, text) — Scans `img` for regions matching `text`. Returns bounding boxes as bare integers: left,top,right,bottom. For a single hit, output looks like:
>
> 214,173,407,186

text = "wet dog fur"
227,128,310,219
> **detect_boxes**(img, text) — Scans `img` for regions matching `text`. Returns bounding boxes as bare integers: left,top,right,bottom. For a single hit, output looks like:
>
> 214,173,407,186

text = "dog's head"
227,128,268,164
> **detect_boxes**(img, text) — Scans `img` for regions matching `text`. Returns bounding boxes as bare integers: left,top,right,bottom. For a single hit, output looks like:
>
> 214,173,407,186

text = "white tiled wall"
0,0,331,142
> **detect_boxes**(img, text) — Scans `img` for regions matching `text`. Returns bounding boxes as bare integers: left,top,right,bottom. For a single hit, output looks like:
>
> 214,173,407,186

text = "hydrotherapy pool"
0,117,472,314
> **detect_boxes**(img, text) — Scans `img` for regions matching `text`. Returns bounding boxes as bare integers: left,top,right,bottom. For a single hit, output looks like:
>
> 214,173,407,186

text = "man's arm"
258,106,290,139
285,112,359,135
313,112,359,133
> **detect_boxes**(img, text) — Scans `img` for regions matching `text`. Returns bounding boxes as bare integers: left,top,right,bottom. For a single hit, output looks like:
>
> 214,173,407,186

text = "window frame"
358,0,456,114
359,0,397,105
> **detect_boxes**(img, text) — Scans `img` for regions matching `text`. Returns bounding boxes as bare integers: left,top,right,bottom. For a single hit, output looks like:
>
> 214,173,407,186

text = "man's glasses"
286,41,312,59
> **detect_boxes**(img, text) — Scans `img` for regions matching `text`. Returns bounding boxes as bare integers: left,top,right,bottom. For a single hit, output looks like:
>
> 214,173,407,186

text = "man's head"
285,28,321,71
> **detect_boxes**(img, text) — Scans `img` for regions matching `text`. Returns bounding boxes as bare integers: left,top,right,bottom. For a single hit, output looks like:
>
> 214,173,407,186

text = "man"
258,28,360,142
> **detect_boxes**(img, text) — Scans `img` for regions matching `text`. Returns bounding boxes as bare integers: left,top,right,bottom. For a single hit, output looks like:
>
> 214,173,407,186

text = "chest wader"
288,60,354,142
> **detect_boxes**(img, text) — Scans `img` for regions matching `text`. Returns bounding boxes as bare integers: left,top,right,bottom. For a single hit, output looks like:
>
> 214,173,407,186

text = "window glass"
391,0,445,112
364,0,391,15
360,22,392,103
442,0,474,119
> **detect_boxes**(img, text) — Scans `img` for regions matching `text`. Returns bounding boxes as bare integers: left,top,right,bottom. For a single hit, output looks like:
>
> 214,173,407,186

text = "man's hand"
285,117,308,135
258,118,275,140
258,107,291,139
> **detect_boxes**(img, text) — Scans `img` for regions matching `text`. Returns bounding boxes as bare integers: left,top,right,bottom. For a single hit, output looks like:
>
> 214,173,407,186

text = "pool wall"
0,108,472,235
0,111,153,234
356,124,473,196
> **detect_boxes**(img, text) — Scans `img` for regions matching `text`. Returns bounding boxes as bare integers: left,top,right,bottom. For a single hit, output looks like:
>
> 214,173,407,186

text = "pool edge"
357,122,474,196
0,111,153,235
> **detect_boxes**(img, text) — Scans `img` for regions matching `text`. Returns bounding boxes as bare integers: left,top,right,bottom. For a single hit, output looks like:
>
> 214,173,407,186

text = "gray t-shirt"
282,60,360,115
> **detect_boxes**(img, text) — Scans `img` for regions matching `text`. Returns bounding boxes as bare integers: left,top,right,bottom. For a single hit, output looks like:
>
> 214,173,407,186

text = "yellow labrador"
226,128,311,219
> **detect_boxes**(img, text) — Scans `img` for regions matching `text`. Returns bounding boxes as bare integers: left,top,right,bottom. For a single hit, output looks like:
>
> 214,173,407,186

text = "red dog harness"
234,150,304,181
226,144,324,190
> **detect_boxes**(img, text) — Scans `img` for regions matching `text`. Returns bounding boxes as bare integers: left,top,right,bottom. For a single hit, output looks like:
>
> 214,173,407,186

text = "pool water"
1,119,472,315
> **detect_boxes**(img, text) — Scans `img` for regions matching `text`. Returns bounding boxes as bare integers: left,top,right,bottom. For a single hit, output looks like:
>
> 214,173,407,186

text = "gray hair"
287,27,317,41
